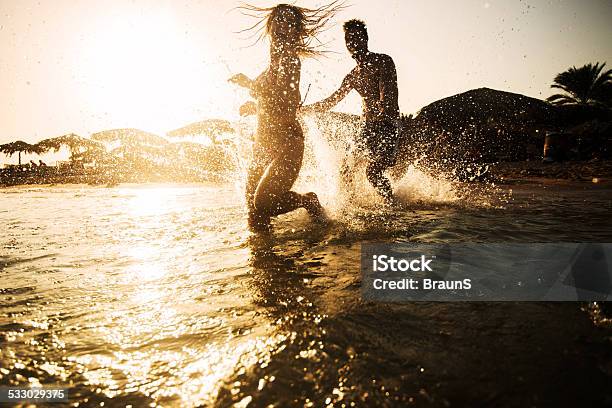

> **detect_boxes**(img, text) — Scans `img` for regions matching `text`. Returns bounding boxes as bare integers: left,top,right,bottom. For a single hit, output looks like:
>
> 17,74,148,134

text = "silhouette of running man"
302,19,400,201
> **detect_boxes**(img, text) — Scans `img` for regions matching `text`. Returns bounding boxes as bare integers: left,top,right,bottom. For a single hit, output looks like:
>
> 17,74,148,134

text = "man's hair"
343,19,368,39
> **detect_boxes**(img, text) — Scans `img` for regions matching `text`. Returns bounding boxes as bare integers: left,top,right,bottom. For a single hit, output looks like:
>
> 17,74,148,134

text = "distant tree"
547,62,612,108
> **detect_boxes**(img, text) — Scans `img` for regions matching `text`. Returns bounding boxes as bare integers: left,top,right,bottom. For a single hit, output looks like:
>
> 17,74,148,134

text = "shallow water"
1,180,611,407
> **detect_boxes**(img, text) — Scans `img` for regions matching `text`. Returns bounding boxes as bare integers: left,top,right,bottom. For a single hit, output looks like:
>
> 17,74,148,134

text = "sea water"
1,118,611,406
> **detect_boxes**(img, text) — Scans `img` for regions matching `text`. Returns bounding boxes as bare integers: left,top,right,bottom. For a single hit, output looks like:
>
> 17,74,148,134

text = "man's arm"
301,72,354,112
379,55,399,119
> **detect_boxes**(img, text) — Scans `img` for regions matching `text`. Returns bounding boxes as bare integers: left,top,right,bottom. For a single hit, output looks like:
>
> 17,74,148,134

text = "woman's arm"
239,101,257,116
228,73,255,90
228,71,265,116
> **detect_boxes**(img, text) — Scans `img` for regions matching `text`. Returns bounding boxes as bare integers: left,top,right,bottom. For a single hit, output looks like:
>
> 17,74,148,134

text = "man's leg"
340,136,369,197
366,160,393,202
339,151,353,191
364,120,399,202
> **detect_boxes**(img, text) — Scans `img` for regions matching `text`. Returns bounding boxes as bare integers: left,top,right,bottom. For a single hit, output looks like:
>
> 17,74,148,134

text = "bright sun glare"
78,10,227,134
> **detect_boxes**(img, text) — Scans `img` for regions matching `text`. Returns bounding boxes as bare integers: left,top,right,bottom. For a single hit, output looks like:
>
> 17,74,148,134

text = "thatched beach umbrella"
111,143,167,158
0,140,42,165
167,141,206,152
36,134,105,161
165,141,236,173
166,141,211,161
167,119,234,142
70,148,114,164
91,128,168,147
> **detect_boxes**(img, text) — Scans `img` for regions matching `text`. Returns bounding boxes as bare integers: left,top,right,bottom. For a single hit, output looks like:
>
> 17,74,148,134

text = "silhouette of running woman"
302,19,400,202
230,3,342,232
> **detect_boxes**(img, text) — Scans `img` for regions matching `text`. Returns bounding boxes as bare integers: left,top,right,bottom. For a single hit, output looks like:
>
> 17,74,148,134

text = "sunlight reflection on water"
1,181,611,406
0,184,279,406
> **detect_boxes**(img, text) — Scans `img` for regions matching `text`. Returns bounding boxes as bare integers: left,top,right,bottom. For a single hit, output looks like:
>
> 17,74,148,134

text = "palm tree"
547,62,612,108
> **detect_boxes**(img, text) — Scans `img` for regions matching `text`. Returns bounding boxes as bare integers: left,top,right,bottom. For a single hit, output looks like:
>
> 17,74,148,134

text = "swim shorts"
356,119,399,168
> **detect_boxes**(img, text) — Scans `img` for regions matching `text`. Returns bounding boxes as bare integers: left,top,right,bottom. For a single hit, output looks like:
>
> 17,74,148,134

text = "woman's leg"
246,147,272,230
253,136,306,217
252,134,325,219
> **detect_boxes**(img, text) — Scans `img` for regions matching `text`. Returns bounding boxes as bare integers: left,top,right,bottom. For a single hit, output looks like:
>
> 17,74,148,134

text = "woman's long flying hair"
237,2,346,57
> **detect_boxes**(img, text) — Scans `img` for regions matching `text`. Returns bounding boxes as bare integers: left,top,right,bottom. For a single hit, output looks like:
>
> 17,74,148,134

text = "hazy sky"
1,0,611,153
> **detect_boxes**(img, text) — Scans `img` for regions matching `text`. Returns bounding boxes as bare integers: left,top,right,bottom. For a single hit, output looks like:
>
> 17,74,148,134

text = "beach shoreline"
2,160,612,188
489,160,612,183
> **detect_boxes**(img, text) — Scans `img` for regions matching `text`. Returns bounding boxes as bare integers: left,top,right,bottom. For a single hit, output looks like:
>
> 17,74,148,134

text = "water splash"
223,113,508,224
392,164,460,204
298,115,465,213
